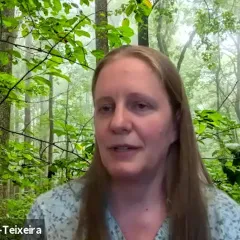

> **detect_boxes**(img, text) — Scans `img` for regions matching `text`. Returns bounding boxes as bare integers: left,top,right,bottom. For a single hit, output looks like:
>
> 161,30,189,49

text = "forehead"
94,57,166,99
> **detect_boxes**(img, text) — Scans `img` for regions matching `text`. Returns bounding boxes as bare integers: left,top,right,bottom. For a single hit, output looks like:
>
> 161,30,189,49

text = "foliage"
194,110,240,201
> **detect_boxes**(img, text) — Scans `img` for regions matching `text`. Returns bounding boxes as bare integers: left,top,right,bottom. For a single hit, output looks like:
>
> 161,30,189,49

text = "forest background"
0,0,240,222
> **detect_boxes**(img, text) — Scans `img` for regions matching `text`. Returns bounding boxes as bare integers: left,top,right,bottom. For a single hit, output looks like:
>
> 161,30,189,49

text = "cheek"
95,128,105,145
94,118,105,137
140,120,174,145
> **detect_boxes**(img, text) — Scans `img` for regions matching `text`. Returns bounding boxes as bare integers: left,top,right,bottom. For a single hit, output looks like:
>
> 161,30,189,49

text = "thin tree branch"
177,30,196,71
230,0,237,11
0,39,95,70
218,80,239,111
152,0,161,10
0,126,90,163
203,0,211,22
22,109,48,133
8,87,73,104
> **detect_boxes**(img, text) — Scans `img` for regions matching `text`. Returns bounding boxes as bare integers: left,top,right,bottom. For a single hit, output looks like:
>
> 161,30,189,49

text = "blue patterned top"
26,180,240,240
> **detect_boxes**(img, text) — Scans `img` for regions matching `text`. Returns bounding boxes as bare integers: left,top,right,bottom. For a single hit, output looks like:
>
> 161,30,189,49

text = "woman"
27,45,240,240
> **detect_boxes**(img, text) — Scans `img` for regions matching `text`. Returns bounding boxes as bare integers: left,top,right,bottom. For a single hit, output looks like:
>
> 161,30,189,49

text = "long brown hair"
75,45,212,240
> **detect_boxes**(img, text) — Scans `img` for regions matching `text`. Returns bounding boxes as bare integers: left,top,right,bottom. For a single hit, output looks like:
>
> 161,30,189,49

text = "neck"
108,169,166,214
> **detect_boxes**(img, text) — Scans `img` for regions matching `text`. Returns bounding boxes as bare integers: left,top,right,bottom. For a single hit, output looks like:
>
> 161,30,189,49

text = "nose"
109,104,132,134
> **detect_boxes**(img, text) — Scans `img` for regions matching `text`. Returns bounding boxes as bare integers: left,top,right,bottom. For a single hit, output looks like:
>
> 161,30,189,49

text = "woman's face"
94,57,177,181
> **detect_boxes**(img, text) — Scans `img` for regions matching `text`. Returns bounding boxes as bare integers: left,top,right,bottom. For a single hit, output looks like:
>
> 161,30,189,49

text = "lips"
107,144,141,159
108,144,141,152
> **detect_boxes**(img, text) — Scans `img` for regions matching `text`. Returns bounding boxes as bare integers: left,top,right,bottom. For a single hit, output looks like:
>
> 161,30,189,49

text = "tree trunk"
215,37,221,111
95,0,108,63
234,33,240,121
47,75,54,179
65,83,70,179
0,7,15,145
24,33,33,142
138,15,149,46
156,0,169,55
40,96,48,159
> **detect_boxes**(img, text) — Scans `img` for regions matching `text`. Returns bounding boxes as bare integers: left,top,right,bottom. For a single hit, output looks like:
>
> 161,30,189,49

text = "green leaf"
21,27,29,37
63,2,72,14
52,0,62,12
3,17,19,28
122,18,130,27
74,46,87,64
33,76,52,87
75,30,91,38
49,165,58,173
71,3,79,8
118,26,134,37
49,56,64,64
50,48,62,56
23,154,32,160
75,143,83,151
80,0,90,6
2,174,9,180
125,4,135,16
196,122,206,135
53,128,66,137
9,91,19,101
135,12,142,23
46,71,71,82
12,50,22,58
91,49,105,60
43,0,51,8
0,52,9,65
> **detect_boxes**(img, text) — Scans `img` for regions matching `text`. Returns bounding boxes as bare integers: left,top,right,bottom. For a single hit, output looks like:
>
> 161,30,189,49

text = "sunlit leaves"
0,52,9,65
51,0,62,14
75,30,91,38
0,73,18,88
32,76,52,88
91,49,105,61
73,46,88,65
194,110,240,199
63,2,72,14
194,110,240,137
118,25,134,38
80,0,91,7
107,23,134,47
125,3,136,16
222,11,238,32
12,50,21,59
122,18,130,27
195,8,239,36
2,16,19,28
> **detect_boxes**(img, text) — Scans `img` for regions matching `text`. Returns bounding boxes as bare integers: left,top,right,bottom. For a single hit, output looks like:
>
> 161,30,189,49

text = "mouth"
109,144,141,152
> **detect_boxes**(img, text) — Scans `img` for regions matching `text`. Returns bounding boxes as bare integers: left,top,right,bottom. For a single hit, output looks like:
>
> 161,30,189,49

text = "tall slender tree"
0,7,15,145
95,0,109,62
24,33,33,142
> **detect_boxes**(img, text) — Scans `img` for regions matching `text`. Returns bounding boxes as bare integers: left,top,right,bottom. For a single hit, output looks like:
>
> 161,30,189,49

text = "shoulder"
204,185,240,239
28,179,84,218
27,179,84,239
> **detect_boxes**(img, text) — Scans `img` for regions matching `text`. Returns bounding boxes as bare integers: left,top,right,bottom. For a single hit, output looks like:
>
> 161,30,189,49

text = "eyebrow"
95,92,158,105
127,92,157,102
94,96,113,106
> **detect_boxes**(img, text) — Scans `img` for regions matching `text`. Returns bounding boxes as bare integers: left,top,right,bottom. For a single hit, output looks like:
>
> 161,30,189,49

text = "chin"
106,164,144,181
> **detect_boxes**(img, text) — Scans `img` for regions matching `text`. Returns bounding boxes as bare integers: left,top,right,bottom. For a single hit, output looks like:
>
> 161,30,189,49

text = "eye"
98,104,113,114
132,102,150,111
